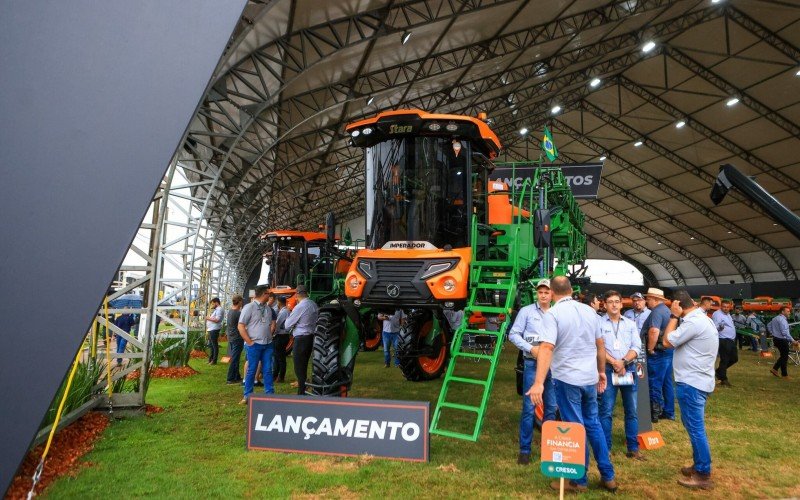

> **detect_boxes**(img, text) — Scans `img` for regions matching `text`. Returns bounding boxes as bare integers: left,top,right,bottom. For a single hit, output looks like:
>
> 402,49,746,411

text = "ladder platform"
438,401,481,413
454,351,493,361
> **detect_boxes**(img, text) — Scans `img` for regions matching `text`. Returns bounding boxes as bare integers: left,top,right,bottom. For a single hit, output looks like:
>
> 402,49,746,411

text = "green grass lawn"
43,344,800,499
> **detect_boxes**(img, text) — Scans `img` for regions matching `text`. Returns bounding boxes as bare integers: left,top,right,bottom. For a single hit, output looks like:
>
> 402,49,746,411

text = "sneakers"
550,480,587,493
517,453,530,465
238,398,247,405
678,471,714,490
680,465,695,477
770,368,780,377
626,451,647,461
659,413,676,421
384,363,390,368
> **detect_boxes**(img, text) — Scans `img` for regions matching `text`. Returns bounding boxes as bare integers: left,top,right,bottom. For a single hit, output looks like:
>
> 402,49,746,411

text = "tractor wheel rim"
419,320,445,374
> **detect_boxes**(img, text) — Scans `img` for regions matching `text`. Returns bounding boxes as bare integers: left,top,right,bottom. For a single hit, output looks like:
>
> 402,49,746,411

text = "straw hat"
645,287,666,300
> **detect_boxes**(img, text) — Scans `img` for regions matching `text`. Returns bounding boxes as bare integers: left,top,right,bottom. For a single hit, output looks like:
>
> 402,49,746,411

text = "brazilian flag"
542,126,558,161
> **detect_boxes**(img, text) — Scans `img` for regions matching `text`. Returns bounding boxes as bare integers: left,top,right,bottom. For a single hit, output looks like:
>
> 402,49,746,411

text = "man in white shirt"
528,276,617,493
663,290,719,490
205,297,223,365
378,309,405,368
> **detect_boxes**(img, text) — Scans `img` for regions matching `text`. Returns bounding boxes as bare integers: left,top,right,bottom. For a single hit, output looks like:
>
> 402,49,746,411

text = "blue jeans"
598,365,639,452
553,379,615,486
676,382,712,475
520,358,556,454
647,350,675,418
226,338,243,382
243,342,274,398
383,331,399,366
115,335,127,365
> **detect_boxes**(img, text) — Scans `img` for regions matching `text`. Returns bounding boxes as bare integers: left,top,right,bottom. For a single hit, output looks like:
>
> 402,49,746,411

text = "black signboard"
492,163,604,199
247,395,429,462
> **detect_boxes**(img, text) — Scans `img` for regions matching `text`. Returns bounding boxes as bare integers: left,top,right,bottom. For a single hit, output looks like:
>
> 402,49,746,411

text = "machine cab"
264,231,334,305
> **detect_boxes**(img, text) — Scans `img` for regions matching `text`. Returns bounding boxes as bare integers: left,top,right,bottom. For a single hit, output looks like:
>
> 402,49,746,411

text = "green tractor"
310,109,586,441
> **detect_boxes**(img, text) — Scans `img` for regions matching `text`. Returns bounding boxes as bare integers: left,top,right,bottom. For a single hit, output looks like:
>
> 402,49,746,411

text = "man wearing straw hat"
641,287,675,423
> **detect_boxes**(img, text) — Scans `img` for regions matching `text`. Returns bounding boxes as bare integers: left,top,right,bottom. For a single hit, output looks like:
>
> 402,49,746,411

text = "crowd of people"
202,284,320,405
513,278,749,492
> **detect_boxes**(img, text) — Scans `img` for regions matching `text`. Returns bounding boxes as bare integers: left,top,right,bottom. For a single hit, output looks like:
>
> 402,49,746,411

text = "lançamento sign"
247,395,429,462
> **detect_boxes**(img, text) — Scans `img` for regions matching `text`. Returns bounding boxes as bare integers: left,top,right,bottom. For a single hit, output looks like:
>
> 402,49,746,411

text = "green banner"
541,461,585,480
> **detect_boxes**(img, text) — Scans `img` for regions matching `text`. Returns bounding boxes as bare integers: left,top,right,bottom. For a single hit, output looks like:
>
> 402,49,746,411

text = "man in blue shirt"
768,306,795,378
508,278,555,465
642,287,674,422
528,276,617,493
623,292,650,332
712,300,737,387
285,285,319,395
598,290,644,460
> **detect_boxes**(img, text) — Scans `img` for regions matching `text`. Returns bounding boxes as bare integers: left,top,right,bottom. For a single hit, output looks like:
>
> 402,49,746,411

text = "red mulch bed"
150,366,198,378
126,366,198,380
6,412,110,499
189,349,207,359
145,404,164,415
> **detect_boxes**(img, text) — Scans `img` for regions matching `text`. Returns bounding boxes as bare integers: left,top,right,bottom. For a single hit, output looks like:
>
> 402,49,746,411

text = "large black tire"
361,310,382,352
397,310,449,381
310,309,351,396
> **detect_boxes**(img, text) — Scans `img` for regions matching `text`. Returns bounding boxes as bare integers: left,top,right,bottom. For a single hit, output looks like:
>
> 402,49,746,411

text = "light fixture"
520,127,529,135
690,236,695,240
796,68,800,76
711,0,722,3
366,96,374,106
634,140,643,147
676,120,686,128
726,97,739,107
401,31,412,45
590,78,601,88
727,231,732,234
551,105,562,114
657,242,662,245
642,40,656,53
599,156,607,161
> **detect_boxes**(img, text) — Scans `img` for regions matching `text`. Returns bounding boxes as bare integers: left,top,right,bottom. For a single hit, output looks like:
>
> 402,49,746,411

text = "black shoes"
517,453,530,465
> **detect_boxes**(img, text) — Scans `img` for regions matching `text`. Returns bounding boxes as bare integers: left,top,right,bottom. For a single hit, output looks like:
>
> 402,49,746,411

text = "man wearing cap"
508,278,556,466
238,285,276,404
528,276,617,493
624,292,650,333
598,290,644,460
642,287,675,422
284,285,319,395
712,300,737,387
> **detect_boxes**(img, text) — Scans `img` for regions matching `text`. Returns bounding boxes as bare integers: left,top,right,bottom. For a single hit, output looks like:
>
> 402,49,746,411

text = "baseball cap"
630,292,644,300
536,278,550,289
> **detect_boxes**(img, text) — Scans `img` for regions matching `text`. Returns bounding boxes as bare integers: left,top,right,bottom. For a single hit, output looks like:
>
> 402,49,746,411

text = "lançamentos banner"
492,163,604,199
247,395,430,462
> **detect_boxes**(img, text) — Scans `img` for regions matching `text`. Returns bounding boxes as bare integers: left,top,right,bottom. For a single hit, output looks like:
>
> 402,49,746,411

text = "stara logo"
557,426,571,434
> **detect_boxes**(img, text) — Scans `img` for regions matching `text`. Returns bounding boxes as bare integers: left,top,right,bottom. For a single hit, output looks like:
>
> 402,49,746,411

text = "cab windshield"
269,239,304,288
366,137,471,249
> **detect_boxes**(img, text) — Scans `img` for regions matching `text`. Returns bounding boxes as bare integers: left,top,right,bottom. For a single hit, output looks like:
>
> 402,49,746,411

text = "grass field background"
43,342,800,499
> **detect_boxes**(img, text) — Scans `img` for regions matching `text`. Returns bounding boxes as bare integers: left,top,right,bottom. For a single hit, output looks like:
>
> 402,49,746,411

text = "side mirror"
534,208,551,248
325,211,336,243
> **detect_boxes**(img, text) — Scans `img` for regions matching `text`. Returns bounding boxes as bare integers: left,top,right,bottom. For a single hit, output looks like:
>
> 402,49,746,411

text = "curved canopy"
177,0,800,287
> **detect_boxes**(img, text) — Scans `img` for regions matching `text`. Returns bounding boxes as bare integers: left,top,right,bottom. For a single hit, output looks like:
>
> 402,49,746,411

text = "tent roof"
178,0,800,286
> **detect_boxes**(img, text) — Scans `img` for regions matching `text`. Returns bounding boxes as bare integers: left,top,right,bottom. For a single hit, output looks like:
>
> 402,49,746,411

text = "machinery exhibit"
3,0,800,497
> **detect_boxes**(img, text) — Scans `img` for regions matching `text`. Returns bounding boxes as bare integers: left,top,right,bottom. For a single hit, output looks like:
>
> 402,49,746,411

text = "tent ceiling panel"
179,0,800,287
748,74,800,115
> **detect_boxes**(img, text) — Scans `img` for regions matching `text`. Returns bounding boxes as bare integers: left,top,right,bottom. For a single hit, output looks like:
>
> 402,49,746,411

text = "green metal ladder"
429,224,520,441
